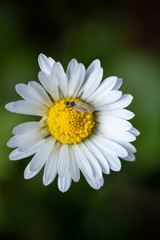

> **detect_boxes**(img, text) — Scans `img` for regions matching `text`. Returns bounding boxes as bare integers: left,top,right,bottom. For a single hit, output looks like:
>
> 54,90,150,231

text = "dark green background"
0,1,160,239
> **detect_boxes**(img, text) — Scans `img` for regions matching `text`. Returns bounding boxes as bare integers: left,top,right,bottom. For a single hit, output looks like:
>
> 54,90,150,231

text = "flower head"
5,54,140,192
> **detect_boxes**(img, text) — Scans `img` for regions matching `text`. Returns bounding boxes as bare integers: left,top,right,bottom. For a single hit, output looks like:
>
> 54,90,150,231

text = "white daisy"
5,54,140,192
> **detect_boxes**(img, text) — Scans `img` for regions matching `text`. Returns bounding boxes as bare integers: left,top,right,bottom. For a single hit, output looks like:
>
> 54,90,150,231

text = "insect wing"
74,101,94,113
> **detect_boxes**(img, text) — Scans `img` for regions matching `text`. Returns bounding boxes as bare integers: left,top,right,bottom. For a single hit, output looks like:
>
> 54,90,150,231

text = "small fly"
65,101,95,113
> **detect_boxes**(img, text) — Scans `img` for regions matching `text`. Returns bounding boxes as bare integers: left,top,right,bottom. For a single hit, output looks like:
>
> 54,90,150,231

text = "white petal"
78,59,101,96
43,142,60,185
38,53,55,74
89,137,121,172
117,141,136,154
58,174,72,192
15,84,37,102
24,162,41,180
7,135,24,148
85,176,104,190
57,144,69,177
112,78,123,90
72,144,93,180
9,140,44,160
9,149,32,160
85,59,101,80
79,142,102,179
28,81,52,107
29,138,54,172
68,63,86,98
86,76,118,102
69,146,80,182
89,142,121,171
96,94,133,111
129,127,140,136
18,129,49,152
92,90,122,107
10,124,48,150
97,109,135,120
122,153,135,161
5,100,48,116
104,152,121,171
96,116,132,131
90,134,128,158
12,121,45,135
51,62,68,97
84,139,110,174
94,125,136,142
81,67,103,99
38,71,60,101
66,58,78,80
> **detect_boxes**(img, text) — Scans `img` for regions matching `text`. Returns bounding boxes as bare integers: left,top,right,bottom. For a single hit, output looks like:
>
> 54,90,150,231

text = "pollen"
47,98,95,144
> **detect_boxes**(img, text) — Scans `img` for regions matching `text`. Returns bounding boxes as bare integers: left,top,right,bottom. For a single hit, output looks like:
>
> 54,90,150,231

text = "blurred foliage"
0,0,160,239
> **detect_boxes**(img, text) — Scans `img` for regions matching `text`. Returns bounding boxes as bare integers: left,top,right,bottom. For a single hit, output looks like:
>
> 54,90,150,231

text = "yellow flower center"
47,98,95,144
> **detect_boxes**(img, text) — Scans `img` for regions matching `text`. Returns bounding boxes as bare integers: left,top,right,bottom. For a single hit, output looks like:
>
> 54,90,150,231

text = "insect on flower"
65,101,95,113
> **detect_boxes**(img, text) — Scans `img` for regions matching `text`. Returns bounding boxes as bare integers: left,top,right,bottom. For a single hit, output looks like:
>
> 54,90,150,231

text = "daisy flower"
5,54,140,192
